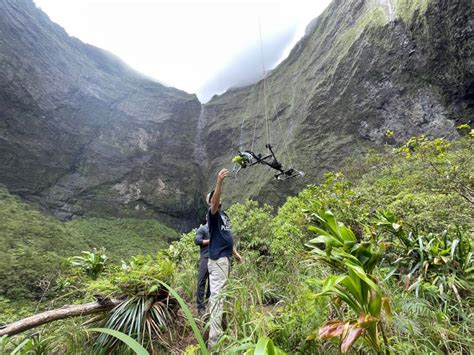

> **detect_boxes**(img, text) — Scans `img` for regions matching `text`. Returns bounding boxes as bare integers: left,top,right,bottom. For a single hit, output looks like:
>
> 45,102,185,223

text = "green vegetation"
347,135,473,231
86,254,175,296
69,248,108,280
88,328,149,355
173,135,471,354
1,135,472,353
333,6,389,67
67,217,179,259
0,189,179,303
396,0,431,23
307,208,390,353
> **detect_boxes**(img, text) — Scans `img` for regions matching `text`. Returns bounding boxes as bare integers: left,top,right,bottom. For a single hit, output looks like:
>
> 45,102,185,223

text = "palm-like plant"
94,293,176,354
305,205,391,353
90,256,179,354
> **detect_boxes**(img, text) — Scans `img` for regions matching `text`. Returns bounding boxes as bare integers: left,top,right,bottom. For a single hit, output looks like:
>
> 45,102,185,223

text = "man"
194,222,210,317
207,168,242,349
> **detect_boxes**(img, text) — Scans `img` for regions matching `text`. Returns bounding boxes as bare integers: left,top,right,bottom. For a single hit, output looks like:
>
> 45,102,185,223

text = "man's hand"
235,253,243,263
217,168,230,184
233,248,243,263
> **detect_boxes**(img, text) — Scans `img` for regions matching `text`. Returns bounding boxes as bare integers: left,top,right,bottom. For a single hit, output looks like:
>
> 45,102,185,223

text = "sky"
33,0,331,102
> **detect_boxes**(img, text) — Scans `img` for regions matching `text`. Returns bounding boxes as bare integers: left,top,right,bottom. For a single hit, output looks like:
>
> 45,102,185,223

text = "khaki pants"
207,257,230,349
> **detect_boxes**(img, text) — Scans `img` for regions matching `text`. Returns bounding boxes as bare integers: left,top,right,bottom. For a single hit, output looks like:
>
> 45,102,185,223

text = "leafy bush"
351,136,473,231
0,186,179,301
375,212,472,309
69,248,108,280
227,201,273,260
3,135,472,354
269,284,327,353
86,253,175,297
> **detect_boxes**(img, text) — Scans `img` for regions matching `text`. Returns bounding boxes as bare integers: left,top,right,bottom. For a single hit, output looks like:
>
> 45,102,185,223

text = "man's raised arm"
210,168,230,215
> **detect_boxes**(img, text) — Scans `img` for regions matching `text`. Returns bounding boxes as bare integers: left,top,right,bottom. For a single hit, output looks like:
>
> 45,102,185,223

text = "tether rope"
234,19,298,173
266,78,294,168
259,19,271,147
251,80,265,152
239,84,258,151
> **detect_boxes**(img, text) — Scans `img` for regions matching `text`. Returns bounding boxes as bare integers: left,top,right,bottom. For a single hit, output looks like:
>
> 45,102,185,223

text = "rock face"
0,0,472,228
202,0,473,207
0,0,204,230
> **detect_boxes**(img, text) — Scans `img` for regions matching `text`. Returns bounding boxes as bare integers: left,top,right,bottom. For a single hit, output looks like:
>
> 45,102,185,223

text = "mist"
197,25,298,103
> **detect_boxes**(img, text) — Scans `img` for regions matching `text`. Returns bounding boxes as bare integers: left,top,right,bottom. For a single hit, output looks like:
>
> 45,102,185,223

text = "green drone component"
232,155,247,167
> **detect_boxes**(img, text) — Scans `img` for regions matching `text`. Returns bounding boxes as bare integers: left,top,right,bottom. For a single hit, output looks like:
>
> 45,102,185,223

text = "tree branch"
0,298,122,337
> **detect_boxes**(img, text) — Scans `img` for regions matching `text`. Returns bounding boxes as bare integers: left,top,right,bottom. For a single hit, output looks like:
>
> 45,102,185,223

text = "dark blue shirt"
194,224,210,258
207,209,233,260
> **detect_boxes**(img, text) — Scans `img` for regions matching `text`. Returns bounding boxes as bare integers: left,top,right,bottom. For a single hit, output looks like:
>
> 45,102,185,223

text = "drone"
232,144,304,180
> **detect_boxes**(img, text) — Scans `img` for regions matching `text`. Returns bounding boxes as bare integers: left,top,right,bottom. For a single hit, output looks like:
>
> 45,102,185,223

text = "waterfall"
193,104,208,168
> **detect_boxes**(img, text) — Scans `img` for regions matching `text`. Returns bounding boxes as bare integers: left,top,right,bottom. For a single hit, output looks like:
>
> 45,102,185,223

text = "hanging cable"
258,19,271,147
231,19,304,181
239,84,258,151
251,80,265,152
266,78,294,169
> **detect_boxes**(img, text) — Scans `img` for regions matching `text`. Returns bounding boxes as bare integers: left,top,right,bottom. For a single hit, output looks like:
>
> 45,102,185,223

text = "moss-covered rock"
202,0,472,208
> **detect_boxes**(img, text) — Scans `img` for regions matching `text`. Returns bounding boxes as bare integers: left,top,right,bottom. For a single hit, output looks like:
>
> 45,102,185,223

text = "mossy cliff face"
202,0,472,207
0,0,471,227
0,0,203,229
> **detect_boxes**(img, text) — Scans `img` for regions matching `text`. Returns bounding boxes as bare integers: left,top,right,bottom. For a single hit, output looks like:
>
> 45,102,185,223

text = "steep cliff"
0,0,472,228
202,0,473,207
0,0,204,229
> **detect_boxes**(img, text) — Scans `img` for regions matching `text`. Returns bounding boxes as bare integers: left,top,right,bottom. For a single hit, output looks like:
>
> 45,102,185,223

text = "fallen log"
0,297,122,337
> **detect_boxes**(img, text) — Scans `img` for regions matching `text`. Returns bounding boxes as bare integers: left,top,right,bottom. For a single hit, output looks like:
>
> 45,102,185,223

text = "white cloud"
33,0,331,99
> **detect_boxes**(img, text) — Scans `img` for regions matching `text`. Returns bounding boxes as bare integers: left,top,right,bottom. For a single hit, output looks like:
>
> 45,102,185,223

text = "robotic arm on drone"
232,144,304,180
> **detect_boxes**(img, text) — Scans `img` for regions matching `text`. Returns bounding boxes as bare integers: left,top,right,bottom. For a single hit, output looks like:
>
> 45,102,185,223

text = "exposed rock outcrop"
0,0,203,230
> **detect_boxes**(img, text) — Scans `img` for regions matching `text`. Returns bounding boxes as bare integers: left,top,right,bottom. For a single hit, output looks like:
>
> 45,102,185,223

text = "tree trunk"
0,298,122,337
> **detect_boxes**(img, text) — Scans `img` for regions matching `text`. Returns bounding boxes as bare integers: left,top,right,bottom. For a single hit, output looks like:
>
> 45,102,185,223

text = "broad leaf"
88,328,149,355
319,320,345,340
341,324,363,353
368,289,382,316
322,275,347,292
308,225,333,238
382,297,392,323
357,313,379,328
324,210,340,237
345,261,381,295
254,336,277,355
451,239,460,260
339,225,357,242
